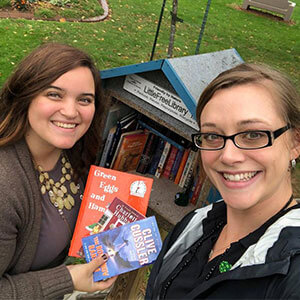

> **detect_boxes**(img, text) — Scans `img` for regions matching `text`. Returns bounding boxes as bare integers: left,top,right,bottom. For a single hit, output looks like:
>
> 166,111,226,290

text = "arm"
0,192,116,299
0,190,74,299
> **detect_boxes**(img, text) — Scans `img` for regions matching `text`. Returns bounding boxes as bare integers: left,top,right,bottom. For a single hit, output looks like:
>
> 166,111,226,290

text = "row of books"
98,104,217,208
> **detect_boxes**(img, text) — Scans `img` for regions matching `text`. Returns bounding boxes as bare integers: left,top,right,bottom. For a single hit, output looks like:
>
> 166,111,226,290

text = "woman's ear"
290,128,300,160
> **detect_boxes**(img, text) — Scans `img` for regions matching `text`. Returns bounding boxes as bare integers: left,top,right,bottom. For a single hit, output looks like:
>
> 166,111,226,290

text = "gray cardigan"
0,139,74,299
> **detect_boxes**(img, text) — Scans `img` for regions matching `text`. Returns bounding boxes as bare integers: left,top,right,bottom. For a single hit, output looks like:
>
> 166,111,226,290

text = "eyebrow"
201,119,271,128
46,85,95,98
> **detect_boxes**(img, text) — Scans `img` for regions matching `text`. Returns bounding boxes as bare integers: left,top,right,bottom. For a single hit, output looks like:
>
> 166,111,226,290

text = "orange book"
69,165,153,257
112,131,148,172
174,148,190,184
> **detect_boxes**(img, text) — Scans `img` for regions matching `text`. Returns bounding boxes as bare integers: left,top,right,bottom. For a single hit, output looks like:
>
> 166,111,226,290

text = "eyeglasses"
192,124,291,150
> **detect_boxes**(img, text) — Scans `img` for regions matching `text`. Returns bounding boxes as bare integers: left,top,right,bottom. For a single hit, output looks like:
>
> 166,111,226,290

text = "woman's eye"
204,133,221,141
244,132,264,139
79,98,94,105
47,92,61,99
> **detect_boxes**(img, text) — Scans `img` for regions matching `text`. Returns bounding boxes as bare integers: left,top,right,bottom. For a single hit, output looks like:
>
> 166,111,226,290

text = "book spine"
196,177,210,208
148,137,165,175
104,122,122,168
162,146,178,179
190,174,205,205
178,149,197,188
69,165,96,257
174,149,190,185
169,148,184,181
136,132,155,174
154,142,171,178
99,129,115,167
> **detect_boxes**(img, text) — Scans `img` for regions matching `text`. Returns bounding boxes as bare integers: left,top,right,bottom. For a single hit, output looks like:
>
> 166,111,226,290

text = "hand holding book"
67,254,118,292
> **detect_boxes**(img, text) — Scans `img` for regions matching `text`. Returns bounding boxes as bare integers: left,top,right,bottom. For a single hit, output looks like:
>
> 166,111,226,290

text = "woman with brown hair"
0,43,116,299
146,63,300,299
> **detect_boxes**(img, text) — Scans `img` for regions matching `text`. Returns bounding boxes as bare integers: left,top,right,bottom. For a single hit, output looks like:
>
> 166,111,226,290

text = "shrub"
13,0,29,11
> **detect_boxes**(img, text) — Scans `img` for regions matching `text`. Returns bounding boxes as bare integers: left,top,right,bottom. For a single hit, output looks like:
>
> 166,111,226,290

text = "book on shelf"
82,216,162,281
147,137,165,175
174,148,190,185
111,130,149,172
178,148,198,188
136,132,159,174
154,141,171,178
169,148,184,181
69,166,153,257
190,174,204,205
102,102,133,140
104,112,137,169
99,126,117,167
86,197,146,234
137,114,192,151
195,177,212,208
162,145,178,179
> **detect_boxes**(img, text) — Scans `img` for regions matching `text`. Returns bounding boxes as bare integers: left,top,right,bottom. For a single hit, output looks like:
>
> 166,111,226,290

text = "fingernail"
102,253,108,261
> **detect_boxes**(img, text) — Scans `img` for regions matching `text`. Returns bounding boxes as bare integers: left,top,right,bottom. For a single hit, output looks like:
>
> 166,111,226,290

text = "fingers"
88,253,109,272
94,276,118,290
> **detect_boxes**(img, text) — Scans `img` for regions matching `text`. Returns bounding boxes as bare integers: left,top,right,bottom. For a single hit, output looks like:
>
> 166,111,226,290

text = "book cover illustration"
82,216,162,281
69,166,153,257
86,196,145,234
104,112,137,168
111,130,149,171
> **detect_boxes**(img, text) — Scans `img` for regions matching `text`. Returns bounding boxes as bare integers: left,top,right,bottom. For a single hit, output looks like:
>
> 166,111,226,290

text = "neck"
225,191,295,242
28,144,62,171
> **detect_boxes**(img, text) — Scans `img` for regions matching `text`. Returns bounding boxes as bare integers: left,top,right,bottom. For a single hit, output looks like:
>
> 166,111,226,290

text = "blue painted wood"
100,59,164,79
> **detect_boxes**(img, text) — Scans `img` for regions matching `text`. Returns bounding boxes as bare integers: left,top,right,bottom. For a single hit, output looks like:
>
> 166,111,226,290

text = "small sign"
123,74,199,130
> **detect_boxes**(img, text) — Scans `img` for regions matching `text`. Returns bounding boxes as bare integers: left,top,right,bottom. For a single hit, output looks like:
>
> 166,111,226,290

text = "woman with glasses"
146,63,300,299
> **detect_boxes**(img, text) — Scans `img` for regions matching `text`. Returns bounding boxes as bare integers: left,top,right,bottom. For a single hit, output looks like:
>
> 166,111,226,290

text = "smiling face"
200,82,295,212
26,66,95,157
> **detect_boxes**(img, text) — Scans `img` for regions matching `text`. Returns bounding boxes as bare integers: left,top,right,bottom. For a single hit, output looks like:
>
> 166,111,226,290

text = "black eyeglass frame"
191,124,291,151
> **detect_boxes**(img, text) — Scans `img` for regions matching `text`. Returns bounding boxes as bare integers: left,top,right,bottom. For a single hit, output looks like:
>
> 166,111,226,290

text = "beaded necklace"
36,153,80,236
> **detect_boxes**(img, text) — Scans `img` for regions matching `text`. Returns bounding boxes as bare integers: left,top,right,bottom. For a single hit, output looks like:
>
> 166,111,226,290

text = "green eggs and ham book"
82,216,162,281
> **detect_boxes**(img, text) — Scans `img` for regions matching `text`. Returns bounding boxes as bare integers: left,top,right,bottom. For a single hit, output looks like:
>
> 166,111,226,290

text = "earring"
291,159,297,169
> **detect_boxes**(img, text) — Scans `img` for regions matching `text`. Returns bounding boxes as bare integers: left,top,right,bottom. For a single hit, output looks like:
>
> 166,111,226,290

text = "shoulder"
266,254,300,298
0,139,35,181
0,139,38,211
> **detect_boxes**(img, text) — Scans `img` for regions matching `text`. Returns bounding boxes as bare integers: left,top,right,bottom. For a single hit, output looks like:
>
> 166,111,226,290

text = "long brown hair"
0,42,109,180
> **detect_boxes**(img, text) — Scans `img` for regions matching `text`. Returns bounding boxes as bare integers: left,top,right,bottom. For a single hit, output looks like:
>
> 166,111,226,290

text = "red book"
69,166,153,257
162,146,178,179
190,174,206,205
86,197,145,234
174,148,190,184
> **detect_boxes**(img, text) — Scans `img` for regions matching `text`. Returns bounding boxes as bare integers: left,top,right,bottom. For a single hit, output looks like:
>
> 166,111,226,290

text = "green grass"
0,0,299,88
0,0,10,8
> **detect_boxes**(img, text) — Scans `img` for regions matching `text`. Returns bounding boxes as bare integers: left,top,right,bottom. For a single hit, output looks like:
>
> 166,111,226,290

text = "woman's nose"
60,98,78,118
219,139,245,165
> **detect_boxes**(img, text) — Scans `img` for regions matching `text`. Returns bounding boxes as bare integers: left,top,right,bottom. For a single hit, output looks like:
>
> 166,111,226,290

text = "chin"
53,141,78,150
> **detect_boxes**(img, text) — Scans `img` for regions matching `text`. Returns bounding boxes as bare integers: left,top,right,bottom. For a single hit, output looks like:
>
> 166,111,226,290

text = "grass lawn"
0,0,299,194
0,0,299,87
